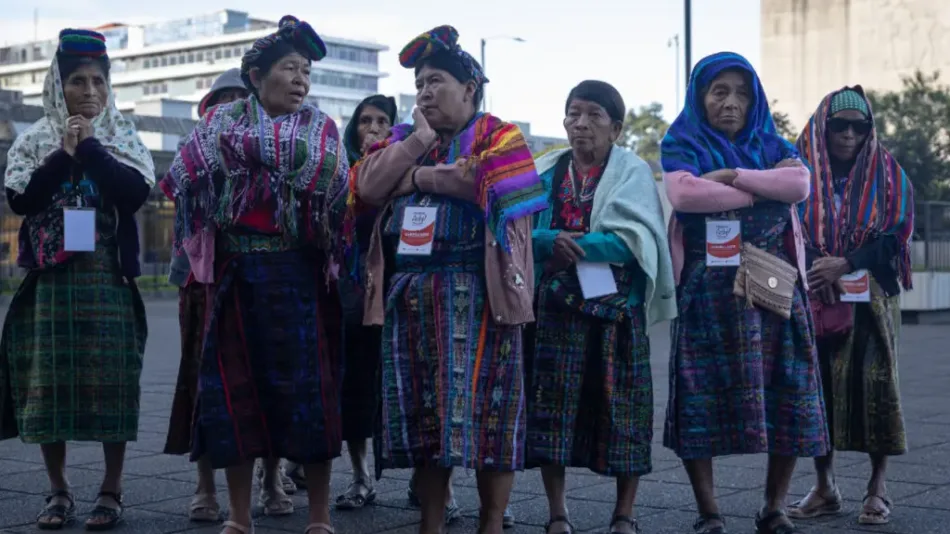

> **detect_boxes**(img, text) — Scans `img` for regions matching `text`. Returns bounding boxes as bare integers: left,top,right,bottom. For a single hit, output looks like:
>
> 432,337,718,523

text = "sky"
0,0,762,138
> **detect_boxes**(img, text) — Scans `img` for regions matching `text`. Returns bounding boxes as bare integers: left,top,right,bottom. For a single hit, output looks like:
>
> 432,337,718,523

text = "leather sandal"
610,514,641,534
755,509,803,534
305,522,335,534
858,494,892,525
335,479,377,510
545,514,574,534
693,513,727,534
85,491,124,531
787,486,842,519
189,491,221,522
221,520,254,533
36,489,76,530
259,484,294,516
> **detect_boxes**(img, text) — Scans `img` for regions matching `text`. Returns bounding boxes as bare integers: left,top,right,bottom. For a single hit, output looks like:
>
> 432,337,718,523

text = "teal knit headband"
830,89,869,117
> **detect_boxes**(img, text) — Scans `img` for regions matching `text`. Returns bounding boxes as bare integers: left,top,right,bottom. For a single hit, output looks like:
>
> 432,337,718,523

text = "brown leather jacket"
353,128,535,326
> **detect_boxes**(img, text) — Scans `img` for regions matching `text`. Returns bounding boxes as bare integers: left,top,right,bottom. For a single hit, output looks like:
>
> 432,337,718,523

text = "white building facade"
0,10,388,132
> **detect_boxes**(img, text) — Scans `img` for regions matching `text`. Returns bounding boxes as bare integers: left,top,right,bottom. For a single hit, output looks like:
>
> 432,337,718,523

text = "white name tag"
576,261,618,300
396,206,438,256
706,219,741,267
63,207,96,252
840,270,871,302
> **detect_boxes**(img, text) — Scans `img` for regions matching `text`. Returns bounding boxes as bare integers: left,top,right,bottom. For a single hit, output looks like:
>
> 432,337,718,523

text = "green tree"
617,102,669,169
770,100,798,143
867,71,950,201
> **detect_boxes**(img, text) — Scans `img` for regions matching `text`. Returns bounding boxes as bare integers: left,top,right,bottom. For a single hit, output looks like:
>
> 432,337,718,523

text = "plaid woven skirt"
377,267,525,472
525,270,653,476
164,283,208,455
192,247,342,469
663,225,828,460
0,243,146,444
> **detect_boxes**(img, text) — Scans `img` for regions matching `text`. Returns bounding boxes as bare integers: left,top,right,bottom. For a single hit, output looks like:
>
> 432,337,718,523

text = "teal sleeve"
533,229,559,261
575,232,635,264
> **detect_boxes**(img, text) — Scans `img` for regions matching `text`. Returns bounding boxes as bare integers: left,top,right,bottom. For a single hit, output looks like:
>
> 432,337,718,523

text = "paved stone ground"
1,299,948,533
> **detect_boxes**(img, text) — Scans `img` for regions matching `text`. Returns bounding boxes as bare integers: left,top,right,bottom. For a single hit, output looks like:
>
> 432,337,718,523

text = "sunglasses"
827,117,872,135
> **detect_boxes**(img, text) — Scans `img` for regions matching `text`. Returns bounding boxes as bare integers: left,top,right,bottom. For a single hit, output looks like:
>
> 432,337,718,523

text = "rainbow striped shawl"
797,87,914,290
346,112,547,253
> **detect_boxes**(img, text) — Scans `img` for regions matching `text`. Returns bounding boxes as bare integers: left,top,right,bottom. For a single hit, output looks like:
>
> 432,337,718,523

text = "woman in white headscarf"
0,28,153,531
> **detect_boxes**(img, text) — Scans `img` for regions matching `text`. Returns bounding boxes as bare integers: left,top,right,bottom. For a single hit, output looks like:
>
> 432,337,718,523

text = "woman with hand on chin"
346,25,547,534
661,52,828,534
1,29,153,531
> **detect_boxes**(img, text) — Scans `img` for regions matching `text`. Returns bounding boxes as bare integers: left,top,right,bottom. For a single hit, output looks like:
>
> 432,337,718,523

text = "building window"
215,49,223,60
196,51,204,61
223,48,232,59
187,53,195,63
169,56,177,66
160,57,168,67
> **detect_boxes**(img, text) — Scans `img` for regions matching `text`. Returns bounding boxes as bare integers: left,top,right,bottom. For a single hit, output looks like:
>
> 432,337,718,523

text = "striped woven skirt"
663,250,829,460
377,261,525,472
164,283,209,455
192,243,342,469
526,269,653,476
0,242,146,444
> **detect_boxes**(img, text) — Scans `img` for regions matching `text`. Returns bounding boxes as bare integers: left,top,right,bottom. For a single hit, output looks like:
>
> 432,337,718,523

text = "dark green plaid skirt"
0,243,147,443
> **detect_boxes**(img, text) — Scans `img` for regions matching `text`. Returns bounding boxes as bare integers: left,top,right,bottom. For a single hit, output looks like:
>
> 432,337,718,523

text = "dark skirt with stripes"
0,240,147,444
525,267,653,477
164,283,208,455
191,239,342,469
663,203,829,460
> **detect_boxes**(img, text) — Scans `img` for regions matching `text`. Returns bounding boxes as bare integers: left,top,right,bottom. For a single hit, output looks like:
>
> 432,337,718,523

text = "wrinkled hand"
360,134,381,155
551,231,585,268
815,284,838,305
701,169,738,185
412,107,435,139
807,256,851,291
774,158,800,169
63,130,79,157
67,115,94,143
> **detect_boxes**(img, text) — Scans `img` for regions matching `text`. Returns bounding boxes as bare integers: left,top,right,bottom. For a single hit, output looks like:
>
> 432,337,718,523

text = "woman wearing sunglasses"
790,87,914,527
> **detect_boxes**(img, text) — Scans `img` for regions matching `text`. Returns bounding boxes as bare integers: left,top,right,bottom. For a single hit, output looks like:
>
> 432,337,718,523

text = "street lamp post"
479,35,526,112
668,34,680,110
684,0,692,83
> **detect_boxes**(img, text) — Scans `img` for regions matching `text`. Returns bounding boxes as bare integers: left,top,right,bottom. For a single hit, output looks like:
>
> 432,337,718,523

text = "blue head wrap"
661,52,797,176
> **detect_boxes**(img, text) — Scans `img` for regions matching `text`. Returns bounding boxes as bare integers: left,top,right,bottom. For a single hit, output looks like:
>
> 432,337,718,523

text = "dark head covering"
56,28,110,80
661,51,796,176
240,15,326,95
198,68,247,116
343,94,398,165
399,25,488,88
565,80,626,123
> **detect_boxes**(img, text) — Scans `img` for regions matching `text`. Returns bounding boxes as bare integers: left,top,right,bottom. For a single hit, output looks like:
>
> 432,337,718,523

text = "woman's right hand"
63,130,79,157
412,107,435,139
551,231,585,267
700,169,738,185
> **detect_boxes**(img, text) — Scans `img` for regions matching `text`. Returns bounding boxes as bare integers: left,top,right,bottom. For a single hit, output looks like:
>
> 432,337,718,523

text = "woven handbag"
733,242,799,319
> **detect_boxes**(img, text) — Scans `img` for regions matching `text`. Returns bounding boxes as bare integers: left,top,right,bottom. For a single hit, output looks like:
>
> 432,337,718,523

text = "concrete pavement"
1,299,948,533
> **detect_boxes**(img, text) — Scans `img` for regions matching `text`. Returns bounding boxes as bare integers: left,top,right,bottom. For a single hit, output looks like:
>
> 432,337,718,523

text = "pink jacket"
663,165,810,289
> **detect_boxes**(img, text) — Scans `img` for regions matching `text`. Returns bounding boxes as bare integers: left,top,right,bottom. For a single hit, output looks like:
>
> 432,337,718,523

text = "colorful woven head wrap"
398,25,488,86
661,51,797,177
829,89,870,117
57,28,107,57
4,29,154,195
240,15,326,91
797,86,914,290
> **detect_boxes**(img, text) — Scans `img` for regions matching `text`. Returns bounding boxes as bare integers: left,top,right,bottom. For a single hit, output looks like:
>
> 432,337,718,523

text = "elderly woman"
0,29,152,530
160,16,348,534
788,87,913,526
162,67,295,522
661,52,828,534
347,25,547,534
527,80,676,534
321,93,396,509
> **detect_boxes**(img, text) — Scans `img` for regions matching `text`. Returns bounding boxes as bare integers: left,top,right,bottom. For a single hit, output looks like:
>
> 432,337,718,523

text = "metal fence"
2,198,950,295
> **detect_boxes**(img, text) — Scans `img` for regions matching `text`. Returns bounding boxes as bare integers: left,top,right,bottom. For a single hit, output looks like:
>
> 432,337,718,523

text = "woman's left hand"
67,115,94,143
807,256,852,290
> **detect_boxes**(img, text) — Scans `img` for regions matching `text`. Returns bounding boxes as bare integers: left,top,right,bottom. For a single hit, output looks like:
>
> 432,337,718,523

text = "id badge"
397,205,438,256
705,219,741,267
63,207,96,252
839,270,871,302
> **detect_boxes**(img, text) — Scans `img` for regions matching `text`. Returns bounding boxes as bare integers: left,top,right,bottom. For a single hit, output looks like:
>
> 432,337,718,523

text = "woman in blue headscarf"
660,52,828,534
